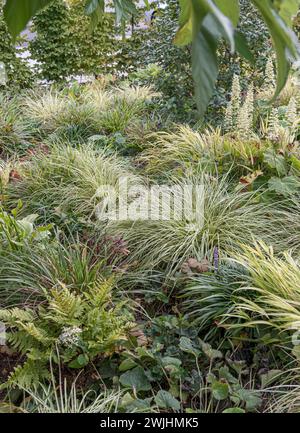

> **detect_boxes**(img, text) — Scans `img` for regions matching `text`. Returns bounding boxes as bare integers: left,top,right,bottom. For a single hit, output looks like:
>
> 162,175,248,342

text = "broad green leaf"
234,388,262,411
119,358,137,372
235,32,255,63
214,0,240,27
174,15,193,46
260,369,282,388
222,407,245,413
125,397,153,412
85,0,104,15
161,356,182,368
162,357,182,375
179,336,200,357
175,0,207,46
68,353,89,368
192,21,219,117
136,347,155,359
4,0,53,40
120,392,153,412
252,0,300,100
154,390,181,410
205,0,236,51
120,392,135,408
119,366,151,392
199,340,223,360
275,0,300,25
264,148,288,176
178,0,194,26
85,0,105,28
114,0,137,23
219,366,239,384
268,176,300,196
212,380,229,400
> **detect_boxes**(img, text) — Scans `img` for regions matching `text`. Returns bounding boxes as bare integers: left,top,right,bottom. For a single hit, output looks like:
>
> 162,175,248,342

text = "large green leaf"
176,0,236,114
85,0,137,25
268,176,300,196
252,0,300,100
175,0,236,49
178,0,194,26
233,388,262,411
3,0,300,119
119,366,151,392
205,0,235,51
154,390,181,410
192,16,219,117
275,0,300,25
222,407,245,413
85,0,105,28
264,148,288,176
214,0,240,27
3,0,53,40
179,336,200,357
235,32,255,63
114,0,137,23
212,380,229,400
175,0,207,46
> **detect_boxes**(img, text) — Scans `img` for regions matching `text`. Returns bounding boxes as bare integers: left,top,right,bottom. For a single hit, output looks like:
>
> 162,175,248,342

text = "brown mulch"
0,346,22,400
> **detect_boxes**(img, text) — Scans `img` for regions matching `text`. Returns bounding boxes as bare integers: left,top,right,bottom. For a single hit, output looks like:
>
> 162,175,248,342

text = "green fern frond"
0,308,35,325
48,284,83,320
84,278,114,307
8,331,37,354
5,359,50,389
19,322,53,344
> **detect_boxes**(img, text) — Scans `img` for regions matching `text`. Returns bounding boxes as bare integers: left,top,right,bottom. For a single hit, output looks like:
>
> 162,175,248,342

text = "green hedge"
29,0,115,81
0,7,32,90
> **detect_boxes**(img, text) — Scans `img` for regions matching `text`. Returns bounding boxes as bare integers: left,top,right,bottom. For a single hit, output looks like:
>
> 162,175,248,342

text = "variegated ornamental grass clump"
180,240,300,339
23,82,160,140
106,173,293,275
8,143,141,223
225,242,300,337
0,94,33,156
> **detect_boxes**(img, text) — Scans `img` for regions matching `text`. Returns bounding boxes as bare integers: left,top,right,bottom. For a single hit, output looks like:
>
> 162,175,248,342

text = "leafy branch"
3,0,300,116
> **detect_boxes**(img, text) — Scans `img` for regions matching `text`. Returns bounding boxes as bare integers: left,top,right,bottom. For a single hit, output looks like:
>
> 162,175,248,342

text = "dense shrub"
133,0,195,122
127,0,271,125
29,0,115,81
0,8,32,89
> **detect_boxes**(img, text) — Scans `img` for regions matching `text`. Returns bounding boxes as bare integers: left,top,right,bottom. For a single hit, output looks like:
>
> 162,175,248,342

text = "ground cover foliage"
0,62,299,413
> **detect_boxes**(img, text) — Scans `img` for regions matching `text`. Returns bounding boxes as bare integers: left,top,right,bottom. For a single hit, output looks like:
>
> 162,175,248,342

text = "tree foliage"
3,0,300,115
0,6,32,89
30,0,115,81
